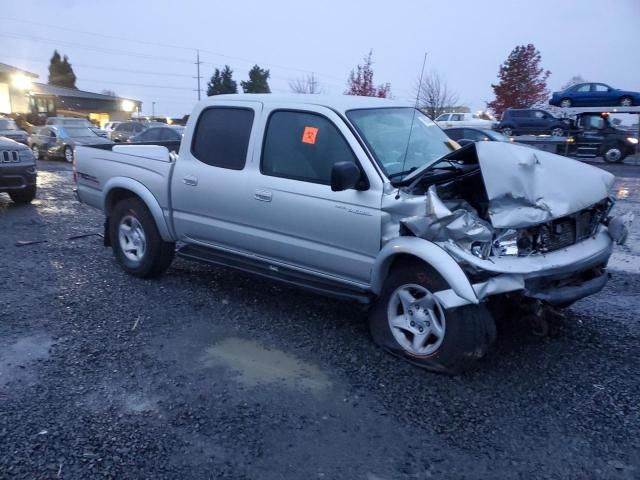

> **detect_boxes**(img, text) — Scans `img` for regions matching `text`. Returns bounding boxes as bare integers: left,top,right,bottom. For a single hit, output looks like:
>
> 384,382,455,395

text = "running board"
176,244,372,304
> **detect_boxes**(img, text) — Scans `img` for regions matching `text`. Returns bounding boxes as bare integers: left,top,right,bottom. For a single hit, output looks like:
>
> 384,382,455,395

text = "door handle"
183,175,198,186
254,189,272,202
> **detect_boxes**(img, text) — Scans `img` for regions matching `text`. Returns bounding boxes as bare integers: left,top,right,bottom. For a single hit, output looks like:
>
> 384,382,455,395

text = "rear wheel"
620,96,634,107
9,185,36,204
500,127,514,136
31,145,40,160
109,197,175,278
369,261,496,374
551,127,565,137
560,98,572,108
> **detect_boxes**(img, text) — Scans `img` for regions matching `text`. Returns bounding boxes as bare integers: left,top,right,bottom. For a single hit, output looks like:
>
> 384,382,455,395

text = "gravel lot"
1,160,639,479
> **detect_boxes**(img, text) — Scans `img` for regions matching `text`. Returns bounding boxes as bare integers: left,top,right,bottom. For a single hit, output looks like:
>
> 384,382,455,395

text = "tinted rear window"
191,107,254,170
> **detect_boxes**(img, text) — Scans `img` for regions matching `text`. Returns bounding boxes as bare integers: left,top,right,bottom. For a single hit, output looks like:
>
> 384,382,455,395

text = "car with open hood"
73,94,632,373
29,125,111,163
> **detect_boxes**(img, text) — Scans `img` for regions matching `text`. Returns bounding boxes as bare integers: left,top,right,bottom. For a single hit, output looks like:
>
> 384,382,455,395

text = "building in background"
0,62,142,127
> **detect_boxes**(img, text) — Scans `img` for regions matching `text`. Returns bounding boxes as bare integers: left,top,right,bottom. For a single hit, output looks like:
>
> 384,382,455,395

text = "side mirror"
457,139,474,147
331,161,361,192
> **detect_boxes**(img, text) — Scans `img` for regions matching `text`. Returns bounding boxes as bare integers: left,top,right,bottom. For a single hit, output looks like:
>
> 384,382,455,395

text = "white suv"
435,112,497,130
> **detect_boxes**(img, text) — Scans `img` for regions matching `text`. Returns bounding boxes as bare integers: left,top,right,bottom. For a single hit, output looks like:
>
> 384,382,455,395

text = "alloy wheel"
118,215,147,263
386,284,446,356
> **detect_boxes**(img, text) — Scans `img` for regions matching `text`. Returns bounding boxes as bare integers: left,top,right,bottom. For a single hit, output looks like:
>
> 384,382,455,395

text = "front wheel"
602,143,627,163
501,127,513,136
369,261,496,374
551,127,565,137
9,185,37,204
620,96,633,107
560,98,572,108
109,197,175,278
64,146,73,163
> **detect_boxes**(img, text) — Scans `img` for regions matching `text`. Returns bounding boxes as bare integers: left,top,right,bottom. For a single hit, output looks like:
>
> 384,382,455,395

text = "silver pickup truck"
75,94,631,373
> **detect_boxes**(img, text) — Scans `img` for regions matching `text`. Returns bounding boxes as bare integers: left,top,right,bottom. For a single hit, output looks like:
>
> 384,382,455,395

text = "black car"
29,125,111,162
444,127,511,143
0,117,29,145
110,122,165,143
498,109,570,137
0,137,37,204
129,125,184,143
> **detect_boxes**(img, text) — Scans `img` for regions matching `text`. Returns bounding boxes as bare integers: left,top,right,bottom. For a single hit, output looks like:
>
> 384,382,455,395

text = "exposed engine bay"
397,142,630,260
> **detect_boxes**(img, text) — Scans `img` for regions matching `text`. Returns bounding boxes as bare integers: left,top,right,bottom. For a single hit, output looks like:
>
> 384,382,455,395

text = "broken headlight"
492,229,519,256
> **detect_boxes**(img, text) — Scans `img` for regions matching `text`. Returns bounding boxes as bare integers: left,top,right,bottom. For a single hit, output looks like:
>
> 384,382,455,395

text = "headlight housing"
492,229,519,256
626,137,638,145
18,149,35,164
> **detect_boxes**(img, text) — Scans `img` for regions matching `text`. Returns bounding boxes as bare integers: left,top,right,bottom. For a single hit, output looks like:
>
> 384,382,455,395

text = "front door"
244,105,383,283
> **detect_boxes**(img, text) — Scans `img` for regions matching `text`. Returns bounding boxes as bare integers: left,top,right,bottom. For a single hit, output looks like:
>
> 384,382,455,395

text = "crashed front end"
392,142,633,308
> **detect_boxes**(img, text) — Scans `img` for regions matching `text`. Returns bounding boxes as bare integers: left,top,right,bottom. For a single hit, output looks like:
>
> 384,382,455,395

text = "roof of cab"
201,94,411,112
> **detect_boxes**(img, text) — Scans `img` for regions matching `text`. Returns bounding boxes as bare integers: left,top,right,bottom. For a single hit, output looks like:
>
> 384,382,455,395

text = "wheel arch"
370,236,478,304
103,177,174,242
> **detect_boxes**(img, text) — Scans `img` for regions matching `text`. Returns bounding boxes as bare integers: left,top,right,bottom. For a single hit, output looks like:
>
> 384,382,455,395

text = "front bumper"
433,228,614,308
0,164,37,192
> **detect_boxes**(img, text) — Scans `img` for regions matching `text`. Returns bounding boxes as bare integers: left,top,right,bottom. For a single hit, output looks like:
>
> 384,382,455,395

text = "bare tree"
561,75,587,90
289,73,323,94
101,89,117,97
416,71,459,119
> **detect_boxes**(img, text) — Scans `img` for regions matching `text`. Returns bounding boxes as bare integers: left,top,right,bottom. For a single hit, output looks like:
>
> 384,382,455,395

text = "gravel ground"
1,160,639,479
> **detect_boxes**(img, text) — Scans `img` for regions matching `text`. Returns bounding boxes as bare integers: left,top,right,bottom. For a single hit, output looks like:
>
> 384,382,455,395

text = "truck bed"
74,143,176,216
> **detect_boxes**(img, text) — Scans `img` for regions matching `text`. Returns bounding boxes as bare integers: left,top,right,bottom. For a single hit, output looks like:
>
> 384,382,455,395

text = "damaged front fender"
370,236,479,304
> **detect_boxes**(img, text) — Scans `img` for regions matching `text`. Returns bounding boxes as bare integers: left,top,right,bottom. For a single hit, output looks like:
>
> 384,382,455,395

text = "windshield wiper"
387,166,418,180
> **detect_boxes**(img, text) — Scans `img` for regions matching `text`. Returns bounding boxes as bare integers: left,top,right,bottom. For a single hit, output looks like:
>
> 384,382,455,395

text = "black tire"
560,98,572,108
64,146,73,163
619,96,634,107
369,260,496,374
550,126,565,137
109,197,175,278
9,185,37,204
602,142,628,163
500,126,514,136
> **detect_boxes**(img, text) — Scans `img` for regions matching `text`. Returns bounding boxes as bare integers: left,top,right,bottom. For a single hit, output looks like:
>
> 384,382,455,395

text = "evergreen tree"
207,65,238,96
345,50,391,98
487,44,550,116
241,65,271,93
48,50,77,89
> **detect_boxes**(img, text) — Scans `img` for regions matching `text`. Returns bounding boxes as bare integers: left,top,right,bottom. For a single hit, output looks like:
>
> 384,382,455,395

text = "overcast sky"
2,0,639,117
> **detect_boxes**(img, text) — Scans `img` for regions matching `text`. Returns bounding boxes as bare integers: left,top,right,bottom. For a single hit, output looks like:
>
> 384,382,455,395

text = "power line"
1,54,194,78
0,32,194,64
0,17,347,83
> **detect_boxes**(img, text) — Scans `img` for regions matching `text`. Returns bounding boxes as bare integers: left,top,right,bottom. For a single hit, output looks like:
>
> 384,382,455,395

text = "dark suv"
498,109,571,137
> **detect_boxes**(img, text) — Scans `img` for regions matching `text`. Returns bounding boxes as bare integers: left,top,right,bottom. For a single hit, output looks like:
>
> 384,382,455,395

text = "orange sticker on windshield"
302,126,318,144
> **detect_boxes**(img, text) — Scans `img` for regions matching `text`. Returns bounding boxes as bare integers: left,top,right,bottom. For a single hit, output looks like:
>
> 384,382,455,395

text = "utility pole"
195,49,203,100
152,101,156,118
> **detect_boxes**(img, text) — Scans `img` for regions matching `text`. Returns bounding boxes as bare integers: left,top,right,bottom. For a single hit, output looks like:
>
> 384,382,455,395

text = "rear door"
171,101,261,252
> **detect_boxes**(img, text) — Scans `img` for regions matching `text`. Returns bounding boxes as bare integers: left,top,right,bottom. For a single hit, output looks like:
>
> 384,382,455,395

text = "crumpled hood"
475,142,615,228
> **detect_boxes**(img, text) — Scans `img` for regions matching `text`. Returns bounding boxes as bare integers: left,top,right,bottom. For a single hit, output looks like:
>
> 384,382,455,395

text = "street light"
121,100,135,112
11,73,33,90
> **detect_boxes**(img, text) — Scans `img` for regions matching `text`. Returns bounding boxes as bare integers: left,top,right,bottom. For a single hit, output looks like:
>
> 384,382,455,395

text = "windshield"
346,107,455,178
61,127,98,138
0,119,19,130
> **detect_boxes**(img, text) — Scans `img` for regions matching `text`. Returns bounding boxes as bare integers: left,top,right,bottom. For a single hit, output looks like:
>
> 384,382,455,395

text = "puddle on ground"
0,333,54,387
202,338,331,394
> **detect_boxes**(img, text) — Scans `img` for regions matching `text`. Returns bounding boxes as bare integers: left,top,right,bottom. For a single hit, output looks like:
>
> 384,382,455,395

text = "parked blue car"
550,83,640,108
